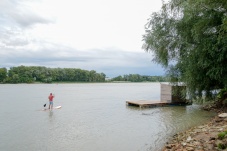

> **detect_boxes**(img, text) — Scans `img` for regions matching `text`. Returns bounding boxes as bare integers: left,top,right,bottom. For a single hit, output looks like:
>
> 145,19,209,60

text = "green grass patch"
218,132,226,140
218,143,227,150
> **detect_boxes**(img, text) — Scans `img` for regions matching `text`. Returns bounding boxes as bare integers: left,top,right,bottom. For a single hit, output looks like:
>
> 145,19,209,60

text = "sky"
0,0,165,77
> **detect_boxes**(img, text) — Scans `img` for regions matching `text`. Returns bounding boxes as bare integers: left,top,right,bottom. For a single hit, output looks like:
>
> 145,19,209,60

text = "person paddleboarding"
48,93,54,110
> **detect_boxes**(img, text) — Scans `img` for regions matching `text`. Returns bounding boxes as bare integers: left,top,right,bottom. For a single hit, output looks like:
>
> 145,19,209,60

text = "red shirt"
49,95,54,101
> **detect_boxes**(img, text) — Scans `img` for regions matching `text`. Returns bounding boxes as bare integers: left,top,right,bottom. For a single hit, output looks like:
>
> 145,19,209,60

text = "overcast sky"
0,0,165,77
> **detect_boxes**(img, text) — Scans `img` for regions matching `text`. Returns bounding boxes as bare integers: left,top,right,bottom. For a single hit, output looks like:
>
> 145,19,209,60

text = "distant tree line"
0,66,168,84
110,74,168,82
0,66,106,83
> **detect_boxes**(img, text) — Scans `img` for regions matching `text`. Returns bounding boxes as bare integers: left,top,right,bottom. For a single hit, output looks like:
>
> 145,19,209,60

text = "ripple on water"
0,84,216,151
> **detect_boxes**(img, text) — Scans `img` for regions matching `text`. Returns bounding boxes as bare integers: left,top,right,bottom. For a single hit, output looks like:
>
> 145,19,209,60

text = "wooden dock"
126,83,191,108
126,100,171,108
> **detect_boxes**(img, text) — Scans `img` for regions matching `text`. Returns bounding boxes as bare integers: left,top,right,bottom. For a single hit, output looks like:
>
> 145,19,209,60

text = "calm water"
0,83,215,151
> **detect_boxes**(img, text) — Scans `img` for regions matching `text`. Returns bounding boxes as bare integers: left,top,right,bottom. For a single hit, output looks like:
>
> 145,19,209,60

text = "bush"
218,143,226,150
217,88,227,100
218,132,226,140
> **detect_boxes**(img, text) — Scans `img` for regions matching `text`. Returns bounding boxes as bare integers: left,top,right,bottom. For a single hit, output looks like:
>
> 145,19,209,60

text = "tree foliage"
111,74,168,82
2,66,106,83
143,0,227,98
0,65,168,83
0,68,7,82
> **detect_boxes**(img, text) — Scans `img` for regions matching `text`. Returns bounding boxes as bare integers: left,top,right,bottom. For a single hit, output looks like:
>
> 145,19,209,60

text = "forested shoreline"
0,66,167,83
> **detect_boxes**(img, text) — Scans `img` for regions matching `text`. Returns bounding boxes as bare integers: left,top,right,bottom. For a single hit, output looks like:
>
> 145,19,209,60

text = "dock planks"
126,100,171,108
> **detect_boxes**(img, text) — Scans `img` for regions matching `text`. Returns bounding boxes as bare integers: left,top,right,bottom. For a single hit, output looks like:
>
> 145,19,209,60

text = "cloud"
0,42,164,77
0,0,53,48
0,0,165,77
0,0,52,28
0,28,29,47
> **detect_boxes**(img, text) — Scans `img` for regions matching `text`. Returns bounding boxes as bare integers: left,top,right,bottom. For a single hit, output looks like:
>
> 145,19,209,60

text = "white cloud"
0,0,164,77
0,0,52,28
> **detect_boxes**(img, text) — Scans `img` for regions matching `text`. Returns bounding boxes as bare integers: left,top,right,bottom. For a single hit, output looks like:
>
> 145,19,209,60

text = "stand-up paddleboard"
54,106,62,109
42,106,62,111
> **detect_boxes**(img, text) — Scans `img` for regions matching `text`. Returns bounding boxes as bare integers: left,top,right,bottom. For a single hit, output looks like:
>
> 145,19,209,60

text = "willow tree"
143,0,227,99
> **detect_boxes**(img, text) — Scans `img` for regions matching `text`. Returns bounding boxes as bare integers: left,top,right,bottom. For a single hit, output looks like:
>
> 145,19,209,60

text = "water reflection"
49,110,53,117
48,110,54,122
125,104,215,151
0,83,216,151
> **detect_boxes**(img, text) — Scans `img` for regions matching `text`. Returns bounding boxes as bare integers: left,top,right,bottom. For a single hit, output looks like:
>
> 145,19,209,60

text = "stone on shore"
218,113,227,118
162,114,227,151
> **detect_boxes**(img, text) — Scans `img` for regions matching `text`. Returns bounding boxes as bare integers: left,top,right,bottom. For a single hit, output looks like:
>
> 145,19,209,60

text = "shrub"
218,143,227,150
218,132,226,140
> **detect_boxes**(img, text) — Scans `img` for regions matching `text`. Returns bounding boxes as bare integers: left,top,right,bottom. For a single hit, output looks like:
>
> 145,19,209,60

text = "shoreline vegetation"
142,0,227,150
0,65,168,84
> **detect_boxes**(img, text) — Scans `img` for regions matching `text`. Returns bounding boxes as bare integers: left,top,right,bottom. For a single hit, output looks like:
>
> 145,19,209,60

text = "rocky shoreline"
162,109,227,151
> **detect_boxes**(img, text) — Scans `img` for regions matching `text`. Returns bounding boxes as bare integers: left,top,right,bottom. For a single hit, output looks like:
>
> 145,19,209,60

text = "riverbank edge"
162,106,227,151
0,81,161,84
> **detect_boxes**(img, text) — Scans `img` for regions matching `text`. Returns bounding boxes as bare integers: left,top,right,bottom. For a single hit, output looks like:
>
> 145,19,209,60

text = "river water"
0,83,215,151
